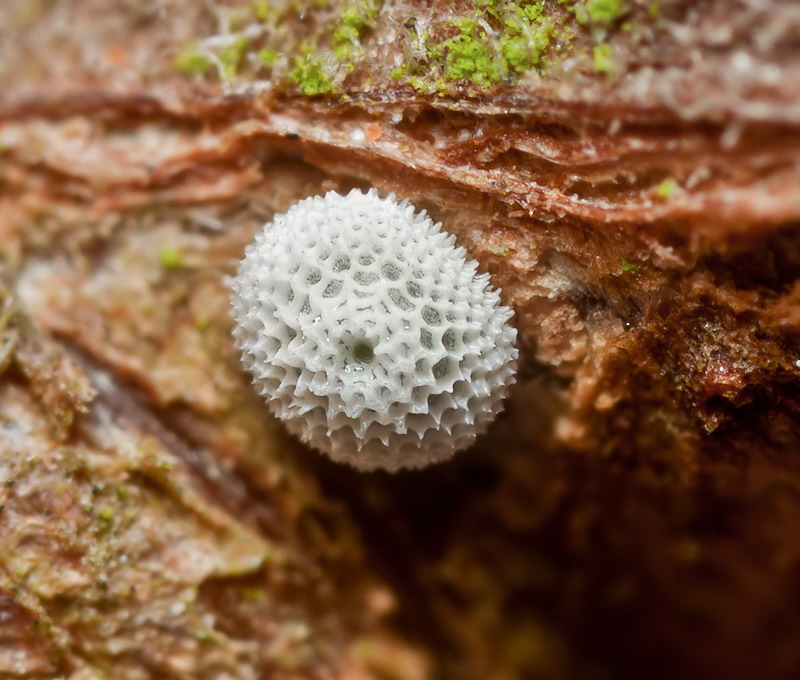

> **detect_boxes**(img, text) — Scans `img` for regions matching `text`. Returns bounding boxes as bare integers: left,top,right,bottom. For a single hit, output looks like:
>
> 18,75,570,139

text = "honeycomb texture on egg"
230,189,518,471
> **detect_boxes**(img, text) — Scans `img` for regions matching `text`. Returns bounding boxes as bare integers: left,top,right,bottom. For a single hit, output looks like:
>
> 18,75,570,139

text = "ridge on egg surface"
230,189,518,471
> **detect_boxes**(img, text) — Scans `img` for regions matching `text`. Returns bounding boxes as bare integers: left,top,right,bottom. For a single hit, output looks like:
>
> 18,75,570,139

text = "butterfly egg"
230,188,518,472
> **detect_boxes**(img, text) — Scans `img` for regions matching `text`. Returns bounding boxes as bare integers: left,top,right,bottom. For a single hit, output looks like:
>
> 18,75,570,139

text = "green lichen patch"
656,177,678,200
159,246,183,269
593,43,614,72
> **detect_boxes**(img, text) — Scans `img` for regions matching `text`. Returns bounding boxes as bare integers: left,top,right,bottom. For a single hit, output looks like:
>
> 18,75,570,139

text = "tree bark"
1,0,799,678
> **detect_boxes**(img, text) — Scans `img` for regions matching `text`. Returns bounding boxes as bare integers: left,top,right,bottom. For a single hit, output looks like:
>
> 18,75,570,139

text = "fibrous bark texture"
0,0,799,678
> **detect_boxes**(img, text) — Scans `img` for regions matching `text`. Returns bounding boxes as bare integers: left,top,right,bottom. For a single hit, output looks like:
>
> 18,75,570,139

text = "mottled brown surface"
1,0,799,679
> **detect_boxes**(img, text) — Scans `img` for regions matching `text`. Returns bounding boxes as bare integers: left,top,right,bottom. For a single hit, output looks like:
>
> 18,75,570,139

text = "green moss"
259,48,279,66
563,0,626,27
500,36,531,73
405,74,431,94
332,24,357,55
399,2,560,89
159,247,183,269
593,43,614,72
292,49,336,96
220,37,250,78
332,0,380,62
656,177,677,199
341,4,373,33
175,35,248,80
252,0,275,22
175,0,631,96
571,3,590,25
585,0,625,24
620,259,640,275
443,21,501,87
174,45,212,76
474,0,502,16
98,507,115,522
499,5,555,73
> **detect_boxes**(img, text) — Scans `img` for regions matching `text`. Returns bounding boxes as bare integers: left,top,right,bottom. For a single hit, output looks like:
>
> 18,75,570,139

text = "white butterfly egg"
230,189,518,471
